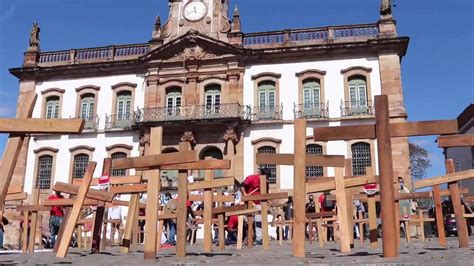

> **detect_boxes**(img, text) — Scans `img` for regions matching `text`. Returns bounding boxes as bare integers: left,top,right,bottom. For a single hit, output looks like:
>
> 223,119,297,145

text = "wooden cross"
256,120,345,257
313,95,459,258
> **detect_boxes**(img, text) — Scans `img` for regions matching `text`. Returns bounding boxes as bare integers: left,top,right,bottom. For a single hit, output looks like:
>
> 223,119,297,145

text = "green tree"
409,142,432,180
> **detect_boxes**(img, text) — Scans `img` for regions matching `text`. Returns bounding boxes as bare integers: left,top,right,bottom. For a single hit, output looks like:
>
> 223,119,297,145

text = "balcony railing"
252,105,283,121
80,115,99,131
135,103,251,123
340,100,374,117
243,23,379,48
294,102,329,119
105,114,133,129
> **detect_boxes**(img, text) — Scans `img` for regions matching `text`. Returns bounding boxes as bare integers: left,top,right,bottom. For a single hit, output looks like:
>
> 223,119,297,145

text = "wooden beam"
203,161,213,253
395,192,431,201
256,153,345,167
109,184,147,195
440,187,468,196
438,135,474,148
53,182,114,202
109,200,146,209
293,119,306,258
143,127,162,260
0,93,37,220
160,160,231,170
56,162,96,258
260,175,270,250
16,205,50,212
176,142,189,258
241,192,288,202
112,150,197,170
188,177,236,191
432,185,447,247
5,192,27,201
306,174,379,193
73,175,142,186
43,198,98,206
212,204,246,214
0,118,84,134
91,158,112,253
306,211,337,219
226,208,259,216
367,194,378,248
375,95,398,258
413,169,474,189
446,159,469,248
335,166,351,253
121,194,138,253
313,120,458,141
7,185,23,194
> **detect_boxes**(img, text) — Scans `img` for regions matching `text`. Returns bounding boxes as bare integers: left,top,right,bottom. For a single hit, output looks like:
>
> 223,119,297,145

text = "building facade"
9,0,410,199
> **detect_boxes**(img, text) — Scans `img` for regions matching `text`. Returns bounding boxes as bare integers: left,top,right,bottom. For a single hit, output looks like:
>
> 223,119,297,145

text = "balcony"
294,102,329,119
81,115,100,131
105,114,133,130
340,100,374,117
252,105,283,121
135,103,251,124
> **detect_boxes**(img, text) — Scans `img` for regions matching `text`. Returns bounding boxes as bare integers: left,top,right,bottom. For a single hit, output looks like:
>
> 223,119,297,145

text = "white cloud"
0,4,15,22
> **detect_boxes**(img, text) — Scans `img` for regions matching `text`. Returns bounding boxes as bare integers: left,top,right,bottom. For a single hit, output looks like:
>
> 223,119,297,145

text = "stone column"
144,74,160,109
223,128,238,178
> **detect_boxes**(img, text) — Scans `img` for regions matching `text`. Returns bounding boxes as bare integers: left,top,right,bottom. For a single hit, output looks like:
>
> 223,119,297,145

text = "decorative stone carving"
28,22,40,50
146,74,159,86
174,45,216,61
223,128,239,155
380,0,392,16
180,131,196,148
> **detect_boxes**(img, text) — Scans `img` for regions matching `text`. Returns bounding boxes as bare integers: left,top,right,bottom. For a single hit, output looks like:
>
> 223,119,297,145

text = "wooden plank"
213,204,246,214
218,212,225,251
293,119,306,258
256,153,345,167
53,182,114,202
16,205,50,212
160,160,231,170
236,214,244,249
5,192,27,201
203,162,213,253
345,159,354,248
226,208,259,216
335,166,351,253
188,194,234,203
241,192,288,202
375,95,398,258
313,120,458,141
73,175,142,186
414,169,474,189
92,158,112,253
112,150,197,170
0,94,37,220
28,189,40,253
176,142,189,258
306,211,337,219
56,162,97,258
110,184,147,195
438,135,474,148
432,185,447,247
395,192,431,201
120,194,138,253
464,213,474,218
260,175,269,250
156,213,178,220
446,159,469,248
367,194,378,249
440,187,468,197
0,118,84,134
306,174,379,193
21,211,29,254
143,127,162,260
7,185,23,195
43,198,98,206
188,177,236,191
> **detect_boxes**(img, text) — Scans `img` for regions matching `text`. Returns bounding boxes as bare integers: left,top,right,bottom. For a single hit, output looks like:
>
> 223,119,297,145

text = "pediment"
141,31,245,63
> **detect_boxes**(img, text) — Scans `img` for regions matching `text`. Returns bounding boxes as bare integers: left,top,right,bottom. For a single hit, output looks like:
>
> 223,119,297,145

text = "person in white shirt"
108,205,123,245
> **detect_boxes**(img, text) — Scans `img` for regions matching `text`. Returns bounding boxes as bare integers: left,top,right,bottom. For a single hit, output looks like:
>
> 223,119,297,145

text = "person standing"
305,195,316,239
240,168,271,245
47,191,64,247
107,204,123,245
283,196,293,240
0,216,9,250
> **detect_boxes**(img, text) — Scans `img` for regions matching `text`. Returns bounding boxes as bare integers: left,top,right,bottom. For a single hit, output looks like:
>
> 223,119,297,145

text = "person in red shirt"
47,191,64,247
239,168,271,245
226,215,239,244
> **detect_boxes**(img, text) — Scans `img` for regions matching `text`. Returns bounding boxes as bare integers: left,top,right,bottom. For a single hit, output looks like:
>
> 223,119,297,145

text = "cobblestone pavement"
1,237,473,265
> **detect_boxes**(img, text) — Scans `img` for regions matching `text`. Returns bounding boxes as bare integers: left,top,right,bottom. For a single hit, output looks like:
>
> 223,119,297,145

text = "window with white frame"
166,87,182,116
204,85,221,115
80,94,95,120
45,96,60,119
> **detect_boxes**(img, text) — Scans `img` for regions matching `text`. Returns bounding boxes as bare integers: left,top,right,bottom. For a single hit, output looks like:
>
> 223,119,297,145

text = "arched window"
36,155,53,189
348,76,368,115
257,146,277,184
306,144,323,178
73,153,89,178
111,152,127,176
257,81,276,119
80,94,95,120
166,87,182,117
45,96,60,119
116,91,132,120
199,146,224,178
204,84,221,116
302,79,322,117
351,142,371,176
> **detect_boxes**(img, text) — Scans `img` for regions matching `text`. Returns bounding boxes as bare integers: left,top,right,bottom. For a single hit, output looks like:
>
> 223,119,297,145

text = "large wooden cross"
256,119,346,257
313,95,459,258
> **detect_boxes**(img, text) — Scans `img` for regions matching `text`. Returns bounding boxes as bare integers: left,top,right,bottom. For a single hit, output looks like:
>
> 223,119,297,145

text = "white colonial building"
8,0,410,209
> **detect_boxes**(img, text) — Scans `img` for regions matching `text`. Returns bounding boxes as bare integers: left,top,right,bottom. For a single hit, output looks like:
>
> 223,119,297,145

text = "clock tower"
153,0,231,44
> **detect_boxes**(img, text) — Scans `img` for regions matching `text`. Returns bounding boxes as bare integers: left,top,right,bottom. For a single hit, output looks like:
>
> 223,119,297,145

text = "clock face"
183,1,207,22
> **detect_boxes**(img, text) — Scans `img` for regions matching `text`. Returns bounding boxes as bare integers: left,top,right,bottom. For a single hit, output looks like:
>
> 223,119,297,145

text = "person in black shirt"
283,196,293,240
305,195,316,240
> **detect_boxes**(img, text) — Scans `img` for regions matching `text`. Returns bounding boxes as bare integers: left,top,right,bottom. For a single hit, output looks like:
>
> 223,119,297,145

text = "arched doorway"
199,146,224,178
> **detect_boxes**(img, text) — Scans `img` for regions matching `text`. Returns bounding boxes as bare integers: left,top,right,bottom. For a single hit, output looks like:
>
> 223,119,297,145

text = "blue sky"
0,0,472,181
